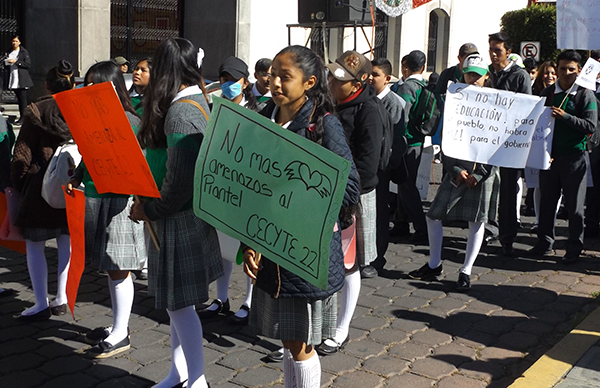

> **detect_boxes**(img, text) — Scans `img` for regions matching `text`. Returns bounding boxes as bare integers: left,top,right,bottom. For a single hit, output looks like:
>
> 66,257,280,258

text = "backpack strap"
176,98,209,121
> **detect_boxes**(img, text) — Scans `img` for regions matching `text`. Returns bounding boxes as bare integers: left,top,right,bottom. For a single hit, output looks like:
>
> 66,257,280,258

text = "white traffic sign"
520,41,541,62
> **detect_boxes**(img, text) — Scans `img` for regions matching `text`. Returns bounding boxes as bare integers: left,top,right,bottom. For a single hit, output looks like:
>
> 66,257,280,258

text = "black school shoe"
456,273,471,290
198,298,230,319
408,263,443,280
89,336,131,359
85,326,111,345
315,335,349,356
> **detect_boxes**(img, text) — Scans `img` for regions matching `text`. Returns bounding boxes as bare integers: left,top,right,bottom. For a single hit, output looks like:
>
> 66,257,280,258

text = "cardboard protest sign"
194,98,351,290
576,58,600,91
64,188,85,318
442,82,553,169
557,0,600,50
54,82,160,198
0,192,26,254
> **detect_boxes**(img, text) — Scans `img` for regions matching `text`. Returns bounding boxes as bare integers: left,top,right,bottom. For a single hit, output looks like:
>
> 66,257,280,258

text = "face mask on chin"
221,81,243,100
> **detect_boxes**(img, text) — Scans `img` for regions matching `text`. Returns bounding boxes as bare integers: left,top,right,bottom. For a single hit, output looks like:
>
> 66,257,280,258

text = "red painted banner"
65,187,85,318
413,0,434,8
0,192,26,254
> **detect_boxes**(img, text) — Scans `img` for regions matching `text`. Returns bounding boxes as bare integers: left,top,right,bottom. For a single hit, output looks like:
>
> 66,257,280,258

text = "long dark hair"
242,79,258,112
532,60,557,96
275,45,335,146
84,61,137,117
46,60,74,94
129,57,152,95
137,38,207,149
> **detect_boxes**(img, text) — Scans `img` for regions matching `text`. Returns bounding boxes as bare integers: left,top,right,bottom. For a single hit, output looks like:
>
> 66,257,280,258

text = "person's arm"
557,90,598,135
143,118,204,220
17,48,31,69
517,70,532,95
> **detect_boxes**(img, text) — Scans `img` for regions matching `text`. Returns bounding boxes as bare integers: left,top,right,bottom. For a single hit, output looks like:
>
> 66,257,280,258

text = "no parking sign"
520,41,541,62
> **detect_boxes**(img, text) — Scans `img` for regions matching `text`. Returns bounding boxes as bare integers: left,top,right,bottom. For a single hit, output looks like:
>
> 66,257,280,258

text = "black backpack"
406,78,442,137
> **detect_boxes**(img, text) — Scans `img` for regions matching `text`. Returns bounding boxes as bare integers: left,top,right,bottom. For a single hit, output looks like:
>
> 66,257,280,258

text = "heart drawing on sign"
284,161,332,198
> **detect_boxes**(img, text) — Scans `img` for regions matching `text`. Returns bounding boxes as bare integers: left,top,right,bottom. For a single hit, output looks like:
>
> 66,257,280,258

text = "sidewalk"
2,163,600,388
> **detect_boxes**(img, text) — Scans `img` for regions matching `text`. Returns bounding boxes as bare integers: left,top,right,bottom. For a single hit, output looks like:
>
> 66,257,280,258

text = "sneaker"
265,348,284,362
408,263,443,280
360,265,378,279
88,336,131,359
456,273,471,290
85,326,111,345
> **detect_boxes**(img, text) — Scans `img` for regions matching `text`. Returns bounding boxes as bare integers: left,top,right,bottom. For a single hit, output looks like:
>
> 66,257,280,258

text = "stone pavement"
2,164,600,388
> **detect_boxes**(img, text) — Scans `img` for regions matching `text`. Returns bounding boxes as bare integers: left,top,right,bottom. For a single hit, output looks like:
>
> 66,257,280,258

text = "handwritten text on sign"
54,82,160,198
442,83,552,169
557,0,600,50
194,98,351,290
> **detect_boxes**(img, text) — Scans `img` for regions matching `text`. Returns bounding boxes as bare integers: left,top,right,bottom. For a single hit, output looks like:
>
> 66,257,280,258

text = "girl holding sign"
409,54,500,290
130,38,223,388
66,61,146,359
243,45,360,388
11,60,75,321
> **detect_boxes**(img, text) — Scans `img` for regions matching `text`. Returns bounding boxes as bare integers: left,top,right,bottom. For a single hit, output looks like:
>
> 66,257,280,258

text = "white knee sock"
168,306,208,388
208,258,232,312
152,321,188,388
235,278,253,318
516,177,523,222
23,240,49,315
293,351,321,388
54,234,70,305
105,274,133,345
283,348,297,388
332,270,360,344
461,222,485,276
426,216,443,269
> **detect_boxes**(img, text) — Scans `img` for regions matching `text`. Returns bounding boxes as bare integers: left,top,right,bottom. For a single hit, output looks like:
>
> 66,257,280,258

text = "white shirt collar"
270,106,292,129
239,95,247,107
172,85,202,103
252,83,271,97
377,86,390,100
406,74,423,81
554,82,578,95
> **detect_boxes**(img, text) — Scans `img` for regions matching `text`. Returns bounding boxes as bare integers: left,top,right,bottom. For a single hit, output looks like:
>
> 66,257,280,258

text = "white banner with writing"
557,0,600,50
442,83,554,170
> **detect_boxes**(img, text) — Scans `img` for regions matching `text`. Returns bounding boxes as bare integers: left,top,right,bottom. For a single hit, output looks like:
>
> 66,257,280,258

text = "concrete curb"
508,304,600,388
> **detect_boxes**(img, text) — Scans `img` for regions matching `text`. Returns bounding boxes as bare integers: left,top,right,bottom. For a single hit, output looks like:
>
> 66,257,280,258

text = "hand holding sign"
54,83,160,198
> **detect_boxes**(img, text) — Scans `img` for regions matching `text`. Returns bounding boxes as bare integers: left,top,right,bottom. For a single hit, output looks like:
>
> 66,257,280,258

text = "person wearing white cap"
409,54,500,290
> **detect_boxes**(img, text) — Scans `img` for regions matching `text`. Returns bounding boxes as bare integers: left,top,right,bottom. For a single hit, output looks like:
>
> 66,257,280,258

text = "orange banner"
0,192,26,254
65,188,85,318
413,0,434,8
53,82,160,198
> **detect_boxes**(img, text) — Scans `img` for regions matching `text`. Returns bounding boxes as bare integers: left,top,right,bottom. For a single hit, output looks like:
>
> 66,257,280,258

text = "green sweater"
541,84,598,157
395,77,426,147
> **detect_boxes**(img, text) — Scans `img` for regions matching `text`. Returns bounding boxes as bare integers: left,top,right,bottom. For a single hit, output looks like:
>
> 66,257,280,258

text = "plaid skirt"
148,208,223,311
250,287,337,345
85,197,146,271
356,190,377,266
428,167,500,223
23,227,69,242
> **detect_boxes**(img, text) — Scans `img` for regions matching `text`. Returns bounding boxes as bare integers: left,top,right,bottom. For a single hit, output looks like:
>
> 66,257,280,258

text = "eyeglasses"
259,72,271,77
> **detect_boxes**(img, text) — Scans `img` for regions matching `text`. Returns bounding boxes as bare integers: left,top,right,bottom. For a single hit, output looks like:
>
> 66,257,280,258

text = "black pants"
13,88,28,119
376,168,391,259
397,145,427,233
538,152,587,255
585,148,600,231
498,167,521,244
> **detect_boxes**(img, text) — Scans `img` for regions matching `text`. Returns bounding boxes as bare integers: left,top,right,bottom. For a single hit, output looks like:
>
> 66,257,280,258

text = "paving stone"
454,330,498,349
95,375,153,388
343,337,388,359
390,316,429,333
536,281,570,294
331,370,384,388
428,296,467,313
320,352,362,374
133,359,171,384
495,330,541,351
581,275,600,285
472,316,518,335
388,341,432,361
0,352,47,374
356,293,393,310
218,349,268,370
410,357,457,379
129,328,169,348
39,372,99,388
362,355,409,377
205,363,238,384
507,274,544,286
459,360,506,383
410,288,448,300
436,374,487,388
127,344,172,364
2,336,41,356
393,296,431,310
84,357,139,380
349,315,390,331
368,327,411,345
433,342,477,364
383,373,435,387
479,346,523,364
503,299,543,314
513,319,554,334
411,329,453,347
374,285,412,299
476,273,511,285
1,370,50,388
39,354,94,376
547,274,581,285
529,310,569,325
464,300,502,314
231,365,282,387
569,282,600,295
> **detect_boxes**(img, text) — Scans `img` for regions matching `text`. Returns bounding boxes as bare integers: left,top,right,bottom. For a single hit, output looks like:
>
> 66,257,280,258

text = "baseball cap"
113,56,129,66
327,51,372,83
462,54,488,77
459,43,478,58
508,53,525,68
219,56,250,80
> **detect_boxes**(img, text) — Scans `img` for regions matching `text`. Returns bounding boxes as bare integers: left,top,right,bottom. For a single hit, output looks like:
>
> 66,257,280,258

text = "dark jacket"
336,84,384,193
3,47,33,88
489,62,531,94
435,64,462,97
10,95,72,229
252,99,361,299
